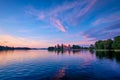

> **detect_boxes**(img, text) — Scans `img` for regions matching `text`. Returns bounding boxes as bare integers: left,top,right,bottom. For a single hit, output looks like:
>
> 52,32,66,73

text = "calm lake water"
0,50,120,80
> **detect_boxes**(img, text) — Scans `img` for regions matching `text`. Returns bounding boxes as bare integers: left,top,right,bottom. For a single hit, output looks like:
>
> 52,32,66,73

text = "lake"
0,50,120,80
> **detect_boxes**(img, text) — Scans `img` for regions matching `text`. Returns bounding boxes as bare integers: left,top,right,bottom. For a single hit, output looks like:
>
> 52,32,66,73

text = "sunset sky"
0,0,120,48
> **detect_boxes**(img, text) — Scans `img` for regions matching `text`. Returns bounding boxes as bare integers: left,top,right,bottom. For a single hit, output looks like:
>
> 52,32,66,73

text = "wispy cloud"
25,0,96,32
55,19,66,32
50,18,66,32
24,0,119,45
77,0,96,18
93,12,120,26
67,40,95,46
82,23,120,40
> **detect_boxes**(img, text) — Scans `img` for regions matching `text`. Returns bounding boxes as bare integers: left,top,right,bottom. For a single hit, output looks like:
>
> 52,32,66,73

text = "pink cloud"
50,18,66,32
25,0,96,32
82,34,89,39
57,0,96,25
77,0,96,17
80,32,96,42
55,19,66,32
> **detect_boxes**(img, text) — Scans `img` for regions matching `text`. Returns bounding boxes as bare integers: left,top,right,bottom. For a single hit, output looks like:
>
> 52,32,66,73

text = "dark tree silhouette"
95,36,120,49
112,36,120,49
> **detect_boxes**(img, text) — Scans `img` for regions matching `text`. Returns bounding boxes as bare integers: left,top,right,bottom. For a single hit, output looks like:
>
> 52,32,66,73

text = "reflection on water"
0,50,120,80
96,51,120,62
0,50,50,66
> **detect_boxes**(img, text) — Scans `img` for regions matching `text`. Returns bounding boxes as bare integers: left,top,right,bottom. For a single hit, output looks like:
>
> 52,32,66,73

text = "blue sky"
0,0,120,48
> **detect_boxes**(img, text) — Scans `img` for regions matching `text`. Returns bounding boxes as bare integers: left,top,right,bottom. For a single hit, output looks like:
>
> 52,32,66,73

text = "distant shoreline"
95,49,120,51
0,47,47,51
47,48,120,51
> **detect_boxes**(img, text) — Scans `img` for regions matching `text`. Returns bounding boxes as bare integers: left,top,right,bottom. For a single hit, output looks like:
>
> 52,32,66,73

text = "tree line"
0,46,31,50
48,35,120,51
48,44,89,51
95,36,120,49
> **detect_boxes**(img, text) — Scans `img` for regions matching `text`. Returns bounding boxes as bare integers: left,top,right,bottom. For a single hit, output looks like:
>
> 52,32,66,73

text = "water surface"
0,50,120,80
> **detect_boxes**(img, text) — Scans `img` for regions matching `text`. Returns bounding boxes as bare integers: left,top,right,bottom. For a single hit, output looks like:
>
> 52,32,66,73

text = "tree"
72,45,81,49
95,40,104,49
112,36,120,49
61,44,64,50
89,44,95,50
95,36,120,49
103,39,113,49
48,47,55,51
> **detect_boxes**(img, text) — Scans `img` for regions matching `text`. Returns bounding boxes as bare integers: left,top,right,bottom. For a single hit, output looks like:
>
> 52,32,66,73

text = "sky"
0,0,120,48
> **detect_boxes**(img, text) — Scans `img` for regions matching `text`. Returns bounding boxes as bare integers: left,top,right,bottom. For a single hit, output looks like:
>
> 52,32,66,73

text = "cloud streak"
55,19,66,32
25,0,97,32
24,0,120,46
77,0,96,18
93,11,120,26
82,23,120,40
50,18,66,32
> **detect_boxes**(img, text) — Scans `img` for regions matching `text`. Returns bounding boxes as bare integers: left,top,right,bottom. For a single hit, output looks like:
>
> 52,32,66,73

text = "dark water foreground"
0,50,120,80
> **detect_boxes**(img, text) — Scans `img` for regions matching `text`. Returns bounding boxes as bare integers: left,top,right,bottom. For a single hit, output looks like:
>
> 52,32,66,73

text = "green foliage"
114,36,120,41
48,47,55,51
0,45,31,50
103,39,113,49
0,46,14,50
95,36,120,49
72,45,81,49
112,36,120,49
95,40,104,49
96,51,120,62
